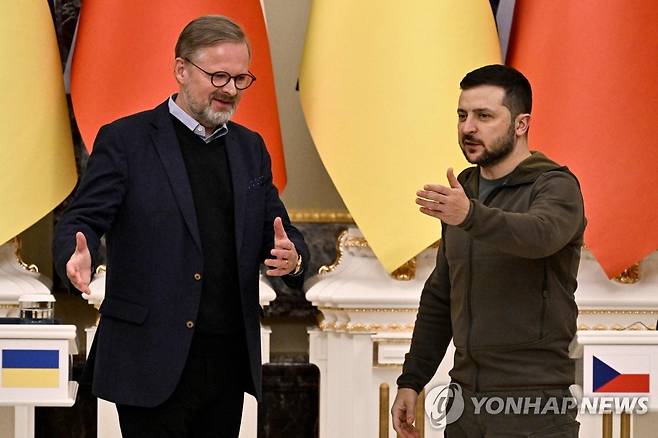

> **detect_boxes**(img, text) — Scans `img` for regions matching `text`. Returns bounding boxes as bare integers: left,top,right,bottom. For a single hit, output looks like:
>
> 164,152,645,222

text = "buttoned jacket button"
194,273,202,281
186,320,194,329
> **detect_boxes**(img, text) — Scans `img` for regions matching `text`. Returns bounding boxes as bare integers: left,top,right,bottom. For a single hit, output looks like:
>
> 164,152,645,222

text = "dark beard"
460,124,515,167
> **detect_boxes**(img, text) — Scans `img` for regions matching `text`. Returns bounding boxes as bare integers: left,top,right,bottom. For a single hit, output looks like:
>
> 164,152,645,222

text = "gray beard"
199,105,234,128
183,88,236,129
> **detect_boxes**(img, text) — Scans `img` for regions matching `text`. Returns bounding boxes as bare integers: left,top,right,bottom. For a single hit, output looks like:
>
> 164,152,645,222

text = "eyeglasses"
184,57,256,90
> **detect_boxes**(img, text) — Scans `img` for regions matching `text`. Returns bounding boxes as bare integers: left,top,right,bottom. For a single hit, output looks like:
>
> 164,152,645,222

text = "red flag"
71,1,287,191
507,1,658,277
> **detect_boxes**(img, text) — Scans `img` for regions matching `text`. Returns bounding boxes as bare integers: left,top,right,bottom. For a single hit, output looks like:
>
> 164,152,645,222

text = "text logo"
425,383,465,429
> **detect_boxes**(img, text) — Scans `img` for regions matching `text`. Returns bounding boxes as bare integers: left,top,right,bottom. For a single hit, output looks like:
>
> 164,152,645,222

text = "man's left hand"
265,217,299,276
416,168,471,225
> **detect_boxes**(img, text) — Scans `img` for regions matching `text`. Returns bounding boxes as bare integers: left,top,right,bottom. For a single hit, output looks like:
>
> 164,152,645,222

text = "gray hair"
175,15,251,60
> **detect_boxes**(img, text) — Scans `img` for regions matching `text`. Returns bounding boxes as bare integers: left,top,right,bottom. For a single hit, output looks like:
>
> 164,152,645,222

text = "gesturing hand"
416,167,471,226
66,232,92,295
264,217,299,276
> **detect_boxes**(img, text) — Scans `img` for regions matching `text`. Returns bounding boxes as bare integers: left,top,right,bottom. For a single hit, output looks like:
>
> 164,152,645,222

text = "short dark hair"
460,64,532,118
175,15,250,61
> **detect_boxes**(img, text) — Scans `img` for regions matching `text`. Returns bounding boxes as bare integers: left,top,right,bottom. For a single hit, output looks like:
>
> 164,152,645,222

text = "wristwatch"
291,254,303,276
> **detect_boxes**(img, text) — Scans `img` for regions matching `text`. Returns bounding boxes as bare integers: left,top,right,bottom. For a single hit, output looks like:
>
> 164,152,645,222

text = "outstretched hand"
66,232,92,294
416,168,471,225
264,217,299,276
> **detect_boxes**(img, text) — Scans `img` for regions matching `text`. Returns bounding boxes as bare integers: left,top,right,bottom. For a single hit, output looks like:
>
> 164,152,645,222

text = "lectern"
571,330,658,438
0,324,78,438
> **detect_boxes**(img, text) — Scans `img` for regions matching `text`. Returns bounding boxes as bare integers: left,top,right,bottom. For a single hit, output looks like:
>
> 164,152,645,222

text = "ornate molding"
347,322,415,332
342,235,369,249
372,339,410,368
391,257,416,281
288,209,353,223
17,260,39,273
321,233,649,282
578,309,658,316
316,308,658,332
318,307,418,313
318,320,333,330
577,309,658,331
578,323,657,331
318,229,348,275
372,363,402,369
318,231,424,280
318,319,415,333
316,307,418,332
612,263,640,284
13,237,39,273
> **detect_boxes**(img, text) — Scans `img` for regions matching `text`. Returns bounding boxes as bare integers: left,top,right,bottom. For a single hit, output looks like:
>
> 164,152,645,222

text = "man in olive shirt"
392,65,585,437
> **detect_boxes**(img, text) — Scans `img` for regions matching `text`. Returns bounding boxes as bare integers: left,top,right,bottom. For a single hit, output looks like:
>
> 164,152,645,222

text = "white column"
308,327,328,438
13,406,34,438
306,227,433,438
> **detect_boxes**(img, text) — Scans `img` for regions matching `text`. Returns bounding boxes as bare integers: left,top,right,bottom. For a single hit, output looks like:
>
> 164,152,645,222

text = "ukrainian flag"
1,350,59,388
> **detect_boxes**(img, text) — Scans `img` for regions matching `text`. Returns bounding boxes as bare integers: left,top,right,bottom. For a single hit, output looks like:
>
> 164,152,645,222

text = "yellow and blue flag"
1,349,60,388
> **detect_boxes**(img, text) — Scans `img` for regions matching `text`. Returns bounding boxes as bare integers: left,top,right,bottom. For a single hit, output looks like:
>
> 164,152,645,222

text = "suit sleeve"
397,234,452,393
255,134,309,288
53,124,128,292
459,172,585,259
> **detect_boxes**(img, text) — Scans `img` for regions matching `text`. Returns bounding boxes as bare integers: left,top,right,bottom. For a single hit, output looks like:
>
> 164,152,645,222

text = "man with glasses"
54,15,308,438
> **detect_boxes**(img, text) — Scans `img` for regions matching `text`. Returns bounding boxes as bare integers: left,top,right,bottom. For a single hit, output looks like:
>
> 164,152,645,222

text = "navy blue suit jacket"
53,100,308,407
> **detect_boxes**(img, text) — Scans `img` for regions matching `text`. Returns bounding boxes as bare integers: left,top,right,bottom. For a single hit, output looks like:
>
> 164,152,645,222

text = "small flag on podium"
593,355,650,393
1,349,59,388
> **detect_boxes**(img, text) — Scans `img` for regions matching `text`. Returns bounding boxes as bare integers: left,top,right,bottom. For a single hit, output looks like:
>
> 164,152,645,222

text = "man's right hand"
66,232,92,295
392,387,420,438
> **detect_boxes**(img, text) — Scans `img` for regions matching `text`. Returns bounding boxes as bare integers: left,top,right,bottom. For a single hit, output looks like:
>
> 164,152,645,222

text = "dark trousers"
445,387,580,438
116,332,248,438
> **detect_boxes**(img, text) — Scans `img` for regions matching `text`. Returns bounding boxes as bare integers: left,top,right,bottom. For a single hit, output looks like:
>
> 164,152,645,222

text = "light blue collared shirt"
168,95,228,143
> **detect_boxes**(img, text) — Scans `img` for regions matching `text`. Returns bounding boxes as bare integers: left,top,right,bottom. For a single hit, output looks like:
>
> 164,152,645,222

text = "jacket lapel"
150,102,202,253
224,130,247,258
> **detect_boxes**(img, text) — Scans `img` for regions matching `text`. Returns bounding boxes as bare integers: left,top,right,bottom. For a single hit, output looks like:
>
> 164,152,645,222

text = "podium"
570,330,658,438
0,324,78,438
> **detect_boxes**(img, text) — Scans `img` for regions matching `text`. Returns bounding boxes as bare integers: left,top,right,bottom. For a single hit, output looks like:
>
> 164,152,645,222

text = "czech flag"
1,349,59,388
593,355,650,393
